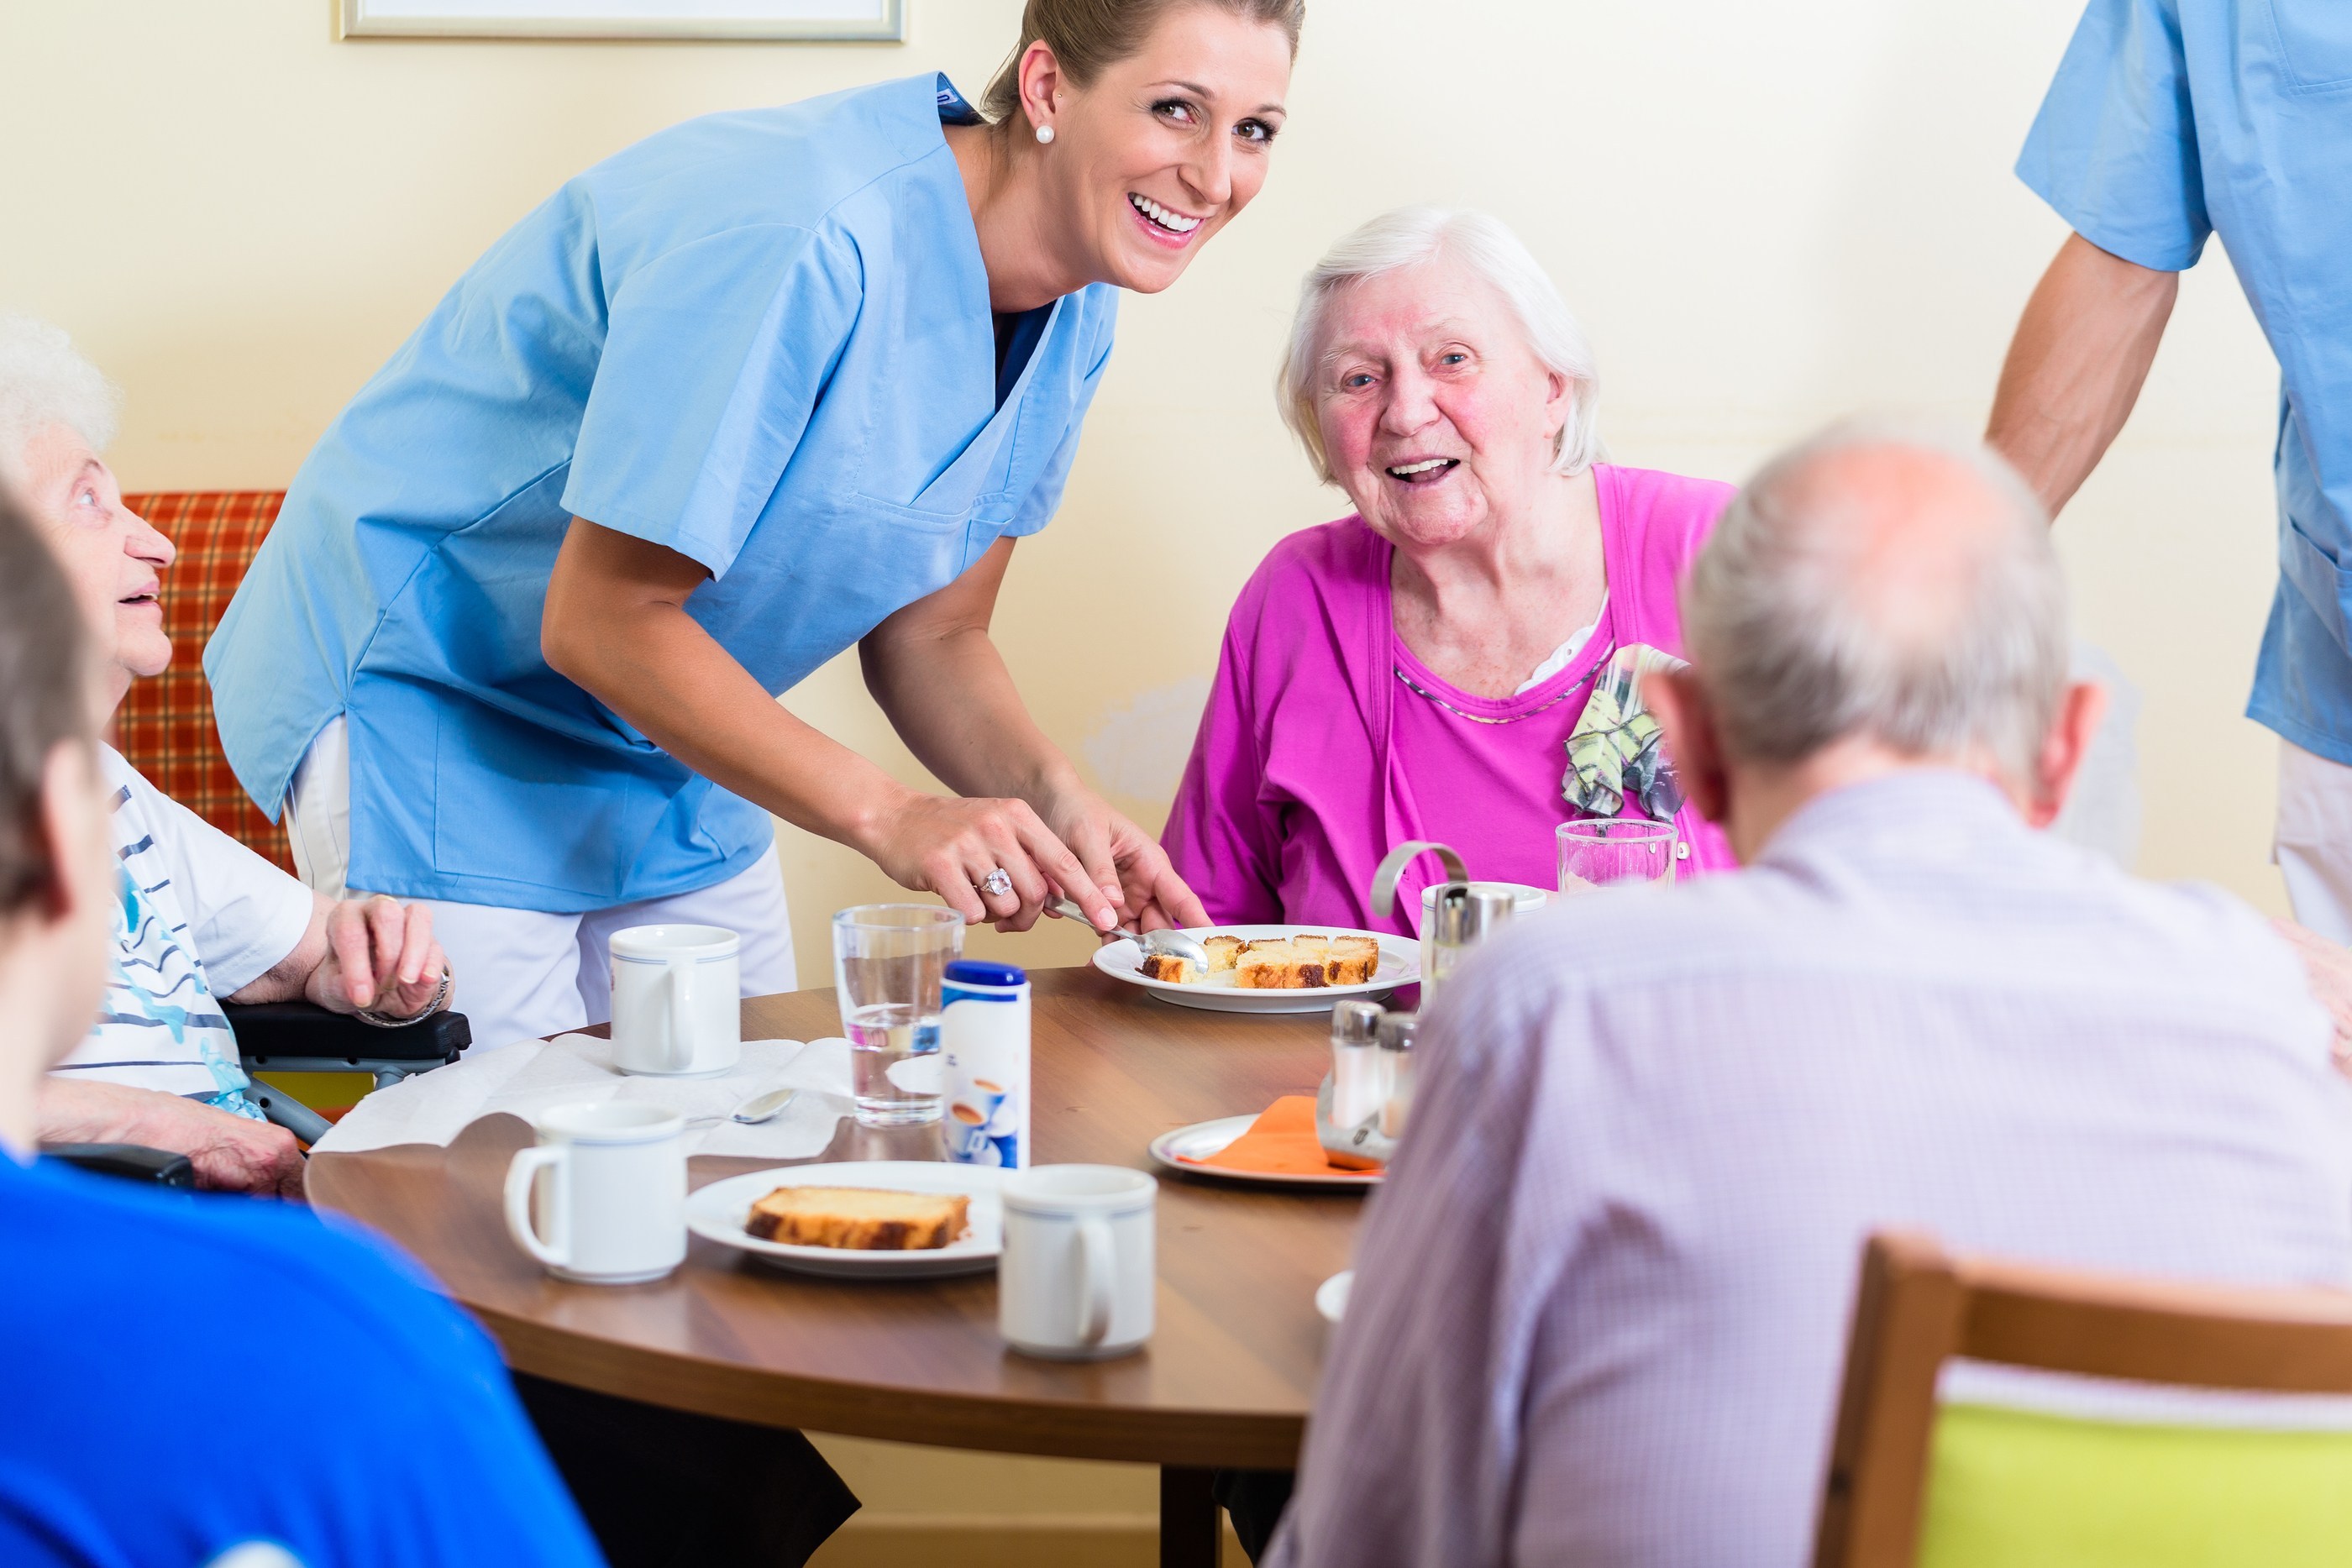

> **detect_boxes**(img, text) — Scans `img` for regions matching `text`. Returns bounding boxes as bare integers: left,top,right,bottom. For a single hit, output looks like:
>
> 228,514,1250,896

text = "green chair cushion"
1920,1402,2352,1568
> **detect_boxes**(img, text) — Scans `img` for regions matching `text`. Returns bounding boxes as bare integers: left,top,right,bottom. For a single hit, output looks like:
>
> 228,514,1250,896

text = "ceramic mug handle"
504,1146,570,1271
1074,1214,1116,1349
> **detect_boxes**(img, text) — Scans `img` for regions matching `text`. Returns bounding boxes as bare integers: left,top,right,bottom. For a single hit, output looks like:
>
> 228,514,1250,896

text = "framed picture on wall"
339,0,905,41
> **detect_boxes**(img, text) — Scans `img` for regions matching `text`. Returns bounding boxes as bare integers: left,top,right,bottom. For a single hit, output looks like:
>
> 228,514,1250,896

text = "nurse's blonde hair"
982,0,1305,128
1278,207,1604,486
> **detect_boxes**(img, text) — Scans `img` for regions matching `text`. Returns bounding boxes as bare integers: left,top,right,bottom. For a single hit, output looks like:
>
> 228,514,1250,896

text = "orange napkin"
1182,1095,1356,1177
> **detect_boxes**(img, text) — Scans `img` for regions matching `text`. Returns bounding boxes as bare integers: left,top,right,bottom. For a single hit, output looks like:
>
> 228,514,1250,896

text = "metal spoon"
691,1085,799,1126
1046,897,1211,974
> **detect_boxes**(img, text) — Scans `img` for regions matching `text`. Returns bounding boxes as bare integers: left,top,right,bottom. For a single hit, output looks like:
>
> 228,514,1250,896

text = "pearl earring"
1035,123,1055,145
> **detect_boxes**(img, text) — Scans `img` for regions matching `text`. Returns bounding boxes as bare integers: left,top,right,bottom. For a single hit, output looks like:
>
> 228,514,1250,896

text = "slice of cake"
1203,934,1243,973
746,1186,971,1251
1139,951,1205,983
1236,939,1334,989
1324,935,1380,985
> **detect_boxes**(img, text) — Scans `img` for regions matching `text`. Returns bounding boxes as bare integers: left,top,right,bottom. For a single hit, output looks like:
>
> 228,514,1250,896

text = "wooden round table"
309,967,1365,1567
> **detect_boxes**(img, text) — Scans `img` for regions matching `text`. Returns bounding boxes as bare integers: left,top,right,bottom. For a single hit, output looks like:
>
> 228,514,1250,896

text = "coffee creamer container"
940,960,1031,1169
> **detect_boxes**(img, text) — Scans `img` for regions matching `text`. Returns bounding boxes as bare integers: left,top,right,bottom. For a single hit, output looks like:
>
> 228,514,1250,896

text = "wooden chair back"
113,490,291,870
1814,1230,2352,1568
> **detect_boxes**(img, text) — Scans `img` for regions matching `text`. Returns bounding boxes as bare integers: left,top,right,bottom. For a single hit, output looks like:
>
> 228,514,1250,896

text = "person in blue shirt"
205,0,1302,1052
1987,0,2352,937
0,486,602,1568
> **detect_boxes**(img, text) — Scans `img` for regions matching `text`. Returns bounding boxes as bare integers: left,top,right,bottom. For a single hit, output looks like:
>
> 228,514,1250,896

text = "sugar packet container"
940,960,1030,1169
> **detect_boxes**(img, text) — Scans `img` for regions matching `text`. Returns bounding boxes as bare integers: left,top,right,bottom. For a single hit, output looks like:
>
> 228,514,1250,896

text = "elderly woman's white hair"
0,315,120,487
1276,207,1604,485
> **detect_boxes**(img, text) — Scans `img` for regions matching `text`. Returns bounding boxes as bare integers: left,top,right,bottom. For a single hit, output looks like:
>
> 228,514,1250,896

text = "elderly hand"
308,894,449,1019
2274,919,2352,1074
1038,786,1210,936
39,1079,305,1198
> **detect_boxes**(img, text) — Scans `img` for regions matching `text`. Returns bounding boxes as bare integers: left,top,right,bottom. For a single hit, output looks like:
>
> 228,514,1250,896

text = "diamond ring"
978,867,1014,899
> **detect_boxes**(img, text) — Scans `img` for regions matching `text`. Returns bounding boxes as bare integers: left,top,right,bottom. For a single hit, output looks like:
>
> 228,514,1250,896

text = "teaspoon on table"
688,1086,801,1127
1044,898,1211,975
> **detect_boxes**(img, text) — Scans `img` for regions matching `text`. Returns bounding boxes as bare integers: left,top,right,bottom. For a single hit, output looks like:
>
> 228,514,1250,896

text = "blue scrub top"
207,74,1118,912
2019,1,2352,763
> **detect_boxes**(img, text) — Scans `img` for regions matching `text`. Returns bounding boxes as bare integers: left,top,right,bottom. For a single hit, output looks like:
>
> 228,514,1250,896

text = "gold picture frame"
339,0,905,41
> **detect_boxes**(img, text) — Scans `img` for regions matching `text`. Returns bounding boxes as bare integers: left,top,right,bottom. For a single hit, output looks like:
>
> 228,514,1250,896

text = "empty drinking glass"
832,905,964,1127
1557,817,1678,895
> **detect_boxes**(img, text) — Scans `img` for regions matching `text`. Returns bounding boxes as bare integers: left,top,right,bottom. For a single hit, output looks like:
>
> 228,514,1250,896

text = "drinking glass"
832,905,964,1127
1557,817,1679,895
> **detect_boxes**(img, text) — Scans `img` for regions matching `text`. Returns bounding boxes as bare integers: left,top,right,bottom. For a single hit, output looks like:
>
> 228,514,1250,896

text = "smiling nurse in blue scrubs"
206,1,1302,1051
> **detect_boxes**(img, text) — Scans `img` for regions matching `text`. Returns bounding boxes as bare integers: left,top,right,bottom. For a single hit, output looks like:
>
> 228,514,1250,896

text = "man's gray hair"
1276,207,1603,485
0,315,120,487
1683,420,2069,782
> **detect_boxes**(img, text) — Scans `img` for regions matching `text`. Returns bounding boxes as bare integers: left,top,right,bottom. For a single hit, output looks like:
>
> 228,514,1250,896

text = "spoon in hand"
1045,897,1210,976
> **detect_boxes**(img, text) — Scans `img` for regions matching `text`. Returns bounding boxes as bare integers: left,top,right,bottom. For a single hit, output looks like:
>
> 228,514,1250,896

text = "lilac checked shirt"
1268,772,2352,1568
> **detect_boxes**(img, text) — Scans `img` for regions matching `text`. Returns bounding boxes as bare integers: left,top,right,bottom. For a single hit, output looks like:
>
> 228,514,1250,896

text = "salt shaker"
1328,999,1385,1129
1316,999,1394,1171
1377,1010,1421,1138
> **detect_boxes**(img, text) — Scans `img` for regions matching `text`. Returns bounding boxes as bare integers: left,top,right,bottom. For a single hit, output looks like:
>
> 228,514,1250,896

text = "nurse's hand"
869,790,1112,931
1038,787,1210,935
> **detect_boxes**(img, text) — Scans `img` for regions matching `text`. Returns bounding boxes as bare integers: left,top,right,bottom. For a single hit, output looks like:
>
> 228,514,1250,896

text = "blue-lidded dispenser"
940,961,1030,1169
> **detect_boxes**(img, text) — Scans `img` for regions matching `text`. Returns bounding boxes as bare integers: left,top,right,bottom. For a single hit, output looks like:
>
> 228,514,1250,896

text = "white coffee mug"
610,924,740,1078
503,1102,687,1284
999,1165,1156,1361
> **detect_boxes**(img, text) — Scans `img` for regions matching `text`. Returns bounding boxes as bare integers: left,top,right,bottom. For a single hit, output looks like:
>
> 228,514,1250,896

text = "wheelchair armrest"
44,1143,197,1187
223,1000,470,1067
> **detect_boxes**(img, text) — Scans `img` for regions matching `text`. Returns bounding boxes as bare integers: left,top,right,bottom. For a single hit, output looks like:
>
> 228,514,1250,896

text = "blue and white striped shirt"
49,747,312,1107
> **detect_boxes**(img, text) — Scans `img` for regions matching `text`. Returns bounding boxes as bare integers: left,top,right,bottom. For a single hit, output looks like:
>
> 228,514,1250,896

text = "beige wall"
3,1,2290,945
0,0,2295,1542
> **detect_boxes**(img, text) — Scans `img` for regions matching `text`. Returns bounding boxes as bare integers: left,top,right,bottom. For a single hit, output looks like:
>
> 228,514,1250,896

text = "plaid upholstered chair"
102,490,469,1142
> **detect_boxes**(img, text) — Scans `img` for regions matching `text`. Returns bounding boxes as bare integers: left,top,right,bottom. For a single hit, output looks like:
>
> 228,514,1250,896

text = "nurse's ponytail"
982,0,1305,129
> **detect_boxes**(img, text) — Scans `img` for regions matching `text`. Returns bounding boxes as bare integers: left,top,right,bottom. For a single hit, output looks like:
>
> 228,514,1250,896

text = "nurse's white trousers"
283,716,797,1053
2278,738,2352,944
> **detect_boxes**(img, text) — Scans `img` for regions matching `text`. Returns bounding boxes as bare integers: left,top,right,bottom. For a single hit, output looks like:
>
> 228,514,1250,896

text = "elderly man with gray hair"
1265,425,2352,1568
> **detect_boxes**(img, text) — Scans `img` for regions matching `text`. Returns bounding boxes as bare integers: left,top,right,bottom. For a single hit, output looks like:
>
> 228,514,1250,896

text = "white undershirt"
1512,592,1609,696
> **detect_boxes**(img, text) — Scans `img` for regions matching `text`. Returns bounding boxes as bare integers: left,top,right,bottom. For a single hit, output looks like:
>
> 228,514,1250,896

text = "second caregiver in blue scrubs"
207,3,1301,1049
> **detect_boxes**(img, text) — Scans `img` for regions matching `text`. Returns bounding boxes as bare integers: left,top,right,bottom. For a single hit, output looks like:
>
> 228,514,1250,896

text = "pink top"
1163,464,1738,936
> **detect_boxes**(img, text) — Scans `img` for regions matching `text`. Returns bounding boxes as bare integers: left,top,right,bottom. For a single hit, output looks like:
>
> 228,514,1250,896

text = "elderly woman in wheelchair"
2,316,450,1195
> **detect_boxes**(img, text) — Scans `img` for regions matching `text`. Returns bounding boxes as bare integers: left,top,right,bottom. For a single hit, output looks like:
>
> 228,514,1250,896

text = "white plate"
1147,1114,1383,1189
686,1161,1002,1279
1091,924,1418,1015
1315,1269,1353,1325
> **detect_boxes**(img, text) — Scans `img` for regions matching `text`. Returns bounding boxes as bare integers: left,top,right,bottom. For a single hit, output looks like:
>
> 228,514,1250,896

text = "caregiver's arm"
1987,233,2179,518
862,537,1209,934
542,518,1110,929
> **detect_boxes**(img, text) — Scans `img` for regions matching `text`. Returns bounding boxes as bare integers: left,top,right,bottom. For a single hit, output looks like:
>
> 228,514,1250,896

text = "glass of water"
832,905,964,1127
1557,817,1679,895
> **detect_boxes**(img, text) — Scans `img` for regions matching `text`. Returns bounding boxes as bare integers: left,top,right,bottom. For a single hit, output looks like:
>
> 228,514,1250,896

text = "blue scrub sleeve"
1006,309,1117,538
2016,0,2211,271
564,223,864,578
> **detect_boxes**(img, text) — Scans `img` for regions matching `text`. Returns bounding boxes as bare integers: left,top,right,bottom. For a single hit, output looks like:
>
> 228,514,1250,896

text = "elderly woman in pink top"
1164,207,1737,934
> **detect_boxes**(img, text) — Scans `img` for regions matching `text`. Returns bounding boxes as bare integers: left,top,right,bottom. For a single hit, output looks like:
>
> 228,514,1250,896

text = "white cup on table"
503,1102,687,1284
610,924,740,1078
999,1165,1156,1361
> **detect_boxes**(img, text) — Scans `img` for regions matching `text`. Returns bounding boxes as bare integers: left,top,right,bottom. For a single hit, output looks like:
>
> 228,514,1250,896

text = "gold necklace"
1393,663,1593,725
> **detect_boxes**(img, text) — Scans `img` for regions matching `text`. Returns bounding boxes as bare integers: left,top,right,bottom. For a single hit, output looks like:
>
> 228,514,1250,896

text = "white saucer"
1315,1269,1353,1324
1147,1115,1382,1188
686,1161,1002,1279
